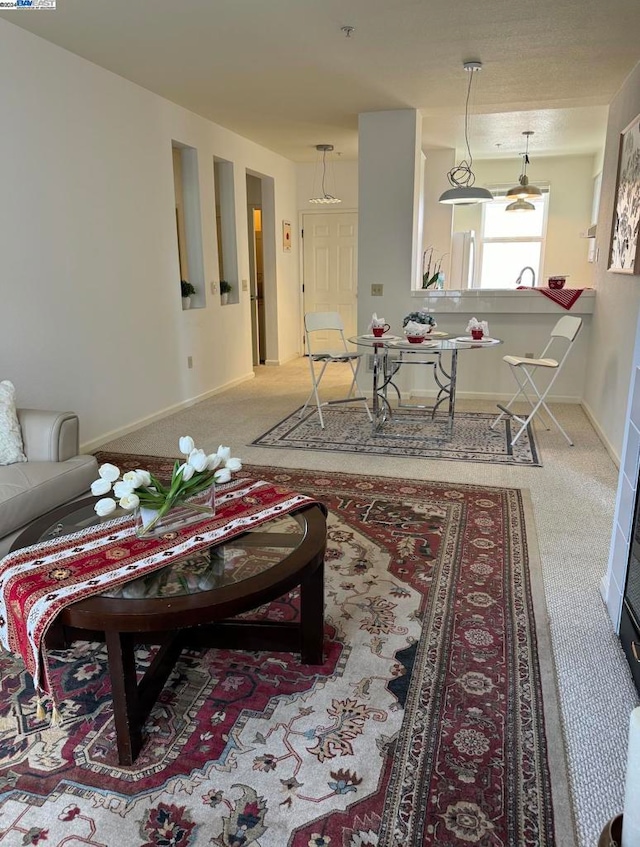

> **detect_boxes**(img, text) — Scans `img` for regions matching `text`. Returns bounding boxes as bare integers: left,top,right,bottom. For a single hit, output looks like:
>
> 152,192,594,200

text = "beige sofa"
0,409,98,557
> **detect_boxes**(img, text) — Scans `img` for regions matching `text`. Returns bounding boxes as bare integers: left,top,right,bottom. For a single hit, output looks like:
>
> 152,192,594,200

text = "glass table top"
349,334,501,350
33,502,305,601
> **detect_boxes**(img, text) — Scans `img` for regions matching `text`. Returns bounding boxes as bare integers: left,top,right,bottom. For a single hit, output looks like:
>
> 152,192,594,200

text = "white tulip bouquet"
91,437,242,532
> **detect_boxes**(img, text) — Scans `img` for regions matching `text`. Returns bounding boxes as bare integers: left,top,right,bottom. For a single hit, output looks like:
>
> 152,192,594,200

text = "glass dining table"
349,333,502,440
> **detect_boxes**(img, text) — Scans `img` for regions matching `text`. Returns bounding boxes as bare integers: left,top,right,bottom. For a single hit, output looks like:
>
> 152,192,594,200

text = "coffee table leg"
300,560,324,664
106,630,141,766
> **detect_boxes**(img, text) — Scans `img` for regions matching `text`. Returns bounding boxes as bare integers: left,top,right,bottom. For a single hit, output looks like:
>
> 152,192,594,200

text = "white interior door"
302,212,358,345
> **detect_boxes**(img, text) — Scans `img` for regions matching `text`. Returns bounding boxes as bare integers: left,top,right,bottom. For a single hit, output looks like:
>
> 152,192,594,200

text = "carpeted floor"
252,408,540,466
0,461,575,846
91,359,640,845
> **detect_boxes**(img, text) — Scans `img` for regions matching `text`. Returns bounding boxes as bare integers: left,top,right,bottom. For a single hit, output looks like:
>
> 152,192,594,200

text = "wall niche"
173,142,205,309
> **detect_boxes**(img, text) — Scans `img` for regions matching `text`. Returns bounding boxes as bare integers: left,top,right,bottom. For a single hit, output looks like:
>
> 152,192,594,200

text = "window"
476,187,549,289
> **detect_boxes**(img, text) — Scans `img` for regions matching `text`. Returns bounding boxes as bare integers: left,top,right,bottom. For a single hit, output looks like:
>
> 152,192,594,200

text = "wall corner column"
357,109,423,331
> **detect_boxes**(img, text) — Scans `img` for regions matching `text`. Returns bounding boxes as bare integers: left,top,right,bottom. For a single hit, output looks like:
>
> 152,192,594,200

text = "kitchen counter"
413,288,595,315
394,288,595,403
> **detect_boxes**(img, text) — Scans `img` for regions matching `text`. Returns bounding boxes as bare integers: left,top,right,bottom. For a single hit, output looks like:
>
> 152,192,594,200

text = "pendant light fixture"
505,130,542,206
505,197,536,212
309,144,341,204
439,61,493,206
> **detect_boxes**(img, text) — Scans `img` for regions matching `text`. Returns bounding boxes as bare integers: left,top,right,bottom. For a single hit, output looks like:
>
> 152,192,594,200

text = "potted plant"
181,279,195,309
220,280,232,305
422,247,447,289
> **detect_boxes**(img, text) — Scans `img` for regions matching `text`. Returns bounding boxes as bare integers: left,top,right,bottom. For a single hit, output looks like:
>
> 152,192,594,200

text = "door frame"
247,170,277,364
298,208,359,353
247,203,262,366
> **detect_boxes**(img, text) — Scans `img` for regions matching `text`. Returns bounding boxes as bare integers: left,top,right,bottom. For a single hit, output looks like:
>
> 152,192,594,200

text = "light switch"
210,281,217,294
242,279,248,292
187,356,193,369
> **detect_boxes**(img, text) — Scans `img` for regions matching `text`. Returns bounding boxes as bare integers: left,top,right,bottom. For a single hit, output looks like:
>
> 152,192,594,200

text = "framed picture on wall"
282,220,292,252
609,112,640,274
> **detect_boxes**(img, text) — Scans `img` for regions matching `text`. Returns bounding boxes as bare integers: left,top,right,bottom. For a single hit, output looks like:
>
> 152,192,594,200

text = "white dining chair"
490,315,583,446
300,311,372,429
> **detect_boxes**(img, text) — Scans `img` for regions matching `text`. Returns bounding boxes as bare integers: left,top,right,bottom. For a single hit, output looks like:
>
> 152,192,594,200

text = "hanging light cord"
520,135,531,182
446,67,478,189
320,148,330,198
310,146,339,203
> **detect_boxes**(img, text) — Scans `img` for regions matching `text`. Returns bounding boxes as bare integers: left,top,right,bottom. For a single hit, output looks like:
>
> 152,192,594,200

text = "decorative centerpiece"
369,313,391,337
466,317,489,340
547,275,568,290
91,437,242,537
403,309,437,342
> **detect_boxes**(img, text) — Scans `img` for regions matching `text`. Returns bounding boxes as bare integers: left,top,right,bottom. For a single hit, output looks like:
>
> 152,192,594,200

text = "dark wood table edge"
11,498,327,766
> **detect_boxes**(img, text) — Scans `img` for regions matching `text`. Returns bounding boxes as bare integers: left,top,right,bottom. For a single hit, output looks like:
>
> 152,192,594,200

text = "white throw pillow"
0,381,26,465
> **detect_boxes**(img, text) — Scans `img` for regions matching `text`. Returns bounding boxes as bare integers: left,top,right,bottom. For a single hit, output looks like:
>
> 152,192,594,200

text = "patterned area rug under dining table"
252,408,541,466
0,459,573,846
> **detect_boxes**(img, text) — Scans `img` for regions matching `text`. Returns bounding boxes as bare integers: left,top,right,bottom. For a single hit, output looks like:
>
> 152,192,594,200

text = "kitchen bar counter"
380,288,597,403
414,288,595,315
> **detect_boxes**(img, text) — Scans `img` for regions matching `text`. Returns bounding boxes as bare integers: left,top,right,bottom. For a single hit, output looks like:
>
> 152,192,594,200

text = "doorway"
246,174,268,365
301,211,358,345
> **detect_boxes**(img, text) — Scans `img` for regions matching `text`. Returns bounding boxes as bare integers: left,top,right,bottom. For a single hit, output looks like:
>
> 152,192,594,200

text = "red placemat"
516,286,588,310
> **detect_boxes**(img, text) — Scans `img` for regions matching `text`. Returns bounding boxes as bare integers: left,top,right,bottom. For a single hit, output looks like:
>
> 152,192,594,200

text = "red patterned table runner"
0,478,320,714
517,286,589,310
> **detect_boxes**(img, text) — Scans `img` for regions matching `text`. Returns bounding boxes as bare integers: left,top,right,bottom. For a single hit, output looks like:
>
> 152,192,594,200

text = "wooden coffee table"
11,496,327,765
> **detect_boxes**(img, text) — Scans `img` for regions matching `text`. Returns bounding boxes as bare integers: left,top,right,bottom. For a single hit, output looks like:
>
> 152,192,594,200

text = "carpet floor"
252,408,540,466
94,360,640,846
0,459,575,846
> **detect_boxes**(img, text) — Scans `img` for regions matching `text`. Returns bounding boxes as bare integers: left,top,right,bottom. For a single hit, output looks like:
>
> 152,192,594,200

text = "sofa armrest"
17,409,80,463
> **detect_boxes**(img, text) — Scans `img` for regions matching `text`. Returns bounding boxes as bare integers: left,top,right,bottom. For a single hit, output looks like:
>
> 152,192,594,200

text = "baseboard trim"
600,574,609,604
264,351,301,367
82,372,255,453
581,399,620,468
407,389,583,404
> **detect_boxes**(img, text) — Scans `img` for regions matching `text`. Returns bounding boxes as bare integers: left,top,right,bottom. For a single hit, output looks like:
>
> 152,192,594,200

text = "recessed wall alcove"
172,141,206,309
214,157,239,305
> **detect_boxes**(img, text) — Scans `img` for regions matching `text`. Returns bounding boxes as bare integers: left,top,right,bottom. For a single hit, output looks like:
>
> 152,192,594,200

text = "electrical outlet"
210,281,217,294
242,279,248,292
525,353,534,358
187,356,193,369
371,284,383,296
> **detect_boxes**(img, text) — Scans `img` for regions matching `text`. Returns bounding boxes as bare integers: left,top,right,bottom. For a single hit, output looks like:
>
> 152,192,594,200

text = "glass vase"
134,485,215,539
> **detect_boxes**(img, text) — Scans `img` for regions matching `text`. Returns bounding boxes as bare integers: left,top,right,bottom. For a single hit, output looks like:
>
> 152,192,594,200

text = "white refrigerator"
450,230,476,289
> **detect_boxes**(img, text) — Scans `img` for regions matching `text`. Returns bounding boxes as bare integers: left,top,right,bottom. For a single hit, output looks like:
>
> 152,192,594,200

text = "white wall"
452,155,597,288
0,19,300,449
422,149,455,284
584,61,640,459
357,110,423,334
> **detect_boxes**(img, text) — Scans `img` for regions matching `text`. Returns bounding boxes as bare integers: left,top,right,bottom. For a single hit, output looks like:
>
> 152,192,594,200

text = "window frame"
474,184,550,289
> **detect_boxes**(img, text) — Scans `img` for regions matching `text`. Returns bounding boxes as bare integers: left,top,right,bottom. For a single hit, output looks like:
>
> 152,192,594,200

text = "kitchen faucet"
515,266,536,287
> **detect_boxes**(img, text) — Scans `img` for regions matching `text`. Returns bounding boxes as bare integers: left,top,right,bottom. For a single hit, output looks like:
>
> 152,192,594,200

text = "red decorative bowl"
471,329,484,340
406,335,425,344
548,277,567,289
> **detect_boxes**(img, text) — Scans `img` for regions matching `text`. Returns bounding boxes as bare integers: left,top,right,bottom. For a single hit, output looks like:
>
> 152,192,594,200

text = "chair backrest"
304,311,344,333
551,315,582,342
538,315,582,366
304,311,350,356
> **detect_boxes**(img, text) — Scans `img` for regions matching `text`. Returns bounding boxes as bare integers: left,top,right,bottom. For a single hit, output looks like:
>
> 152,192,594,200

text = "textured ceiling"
3,0,639,161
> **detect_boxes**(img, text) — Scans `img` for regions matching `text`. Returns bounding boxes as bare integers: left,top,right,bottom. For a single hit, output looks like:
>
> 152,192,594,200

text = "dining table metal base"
349,334,502,443
371,347,458,440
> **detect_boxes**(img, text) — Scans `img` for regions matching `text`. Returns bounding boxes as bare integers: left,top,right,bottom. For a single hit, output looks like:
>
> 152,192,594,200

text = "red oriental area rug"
0,457,576,847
